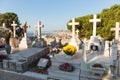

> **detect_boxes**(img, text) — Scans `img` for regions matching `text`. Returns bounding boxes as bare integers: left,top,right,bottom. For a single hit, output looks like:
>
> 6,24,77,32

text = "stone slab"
37,58,48,69
16,59,28,72
3,59,9,70
48,66,80,80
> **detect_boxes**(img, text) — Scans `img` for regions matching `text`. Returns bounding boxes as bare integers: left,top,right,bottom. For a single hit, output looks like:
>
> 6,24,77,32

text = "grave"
19,22,29,49
2,47,49,72
88,14,101,51
48,51,82,80
32,21,47,48
68,18,80,51
11,21,17,38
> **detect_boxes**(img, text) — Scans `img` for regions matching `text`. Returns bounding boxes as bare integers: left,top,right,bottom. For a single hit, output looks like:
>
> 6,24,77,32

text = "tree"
0,12,19,30
67,4,120,40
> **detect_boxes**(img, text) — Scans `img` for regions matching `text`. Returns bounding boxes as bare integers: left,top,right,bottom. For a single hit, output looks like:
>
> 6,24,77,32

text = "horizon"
0,0,120,33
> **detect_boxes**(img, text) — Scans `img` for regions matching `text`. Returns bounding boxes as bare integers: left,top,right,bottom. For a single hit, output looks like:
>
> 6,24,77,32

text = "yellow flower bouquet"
62,45,77,56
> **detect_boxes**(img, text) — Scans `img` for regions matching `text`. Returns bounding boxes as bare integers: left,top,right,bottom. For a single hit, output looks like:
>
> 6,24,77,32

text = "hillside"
67,4,120,40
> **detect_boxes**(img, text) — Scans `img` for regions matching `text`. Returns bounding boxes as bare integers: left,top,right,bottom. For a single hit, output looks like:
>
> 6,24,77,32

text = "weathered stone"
9,59,18,71
3,59,9,69
16,59,28,72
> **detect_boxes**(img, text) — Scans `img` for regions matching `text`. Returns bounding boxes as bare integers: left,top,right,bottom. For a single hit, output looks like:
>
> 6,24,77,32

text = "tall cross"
11,21,17,37
111,22,120,40
68,18,79,38
76,29,79,37
89,14,101,37
36,21,44,40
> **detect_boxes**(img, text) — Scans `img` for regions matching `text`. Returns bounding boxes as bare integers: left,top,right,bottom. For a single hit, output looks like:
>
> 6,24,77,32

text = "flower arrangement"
62,45,77,56
92,63,103,68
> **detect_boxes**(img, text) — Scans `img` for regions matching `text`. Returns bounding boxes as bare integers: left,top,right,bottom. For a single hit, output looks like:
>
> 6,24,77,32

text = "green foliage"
0,12,19,30
67,4,120,40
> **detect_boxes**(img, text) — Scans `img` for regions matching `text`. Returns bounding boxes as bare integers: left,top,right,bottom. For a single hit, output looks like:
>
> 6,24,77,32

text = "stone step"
48,66,80,80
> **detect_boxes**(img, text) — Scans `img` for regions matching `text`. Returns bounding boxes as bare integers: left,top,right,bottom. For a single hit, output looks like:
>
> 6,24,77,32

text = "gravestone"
19,22,29,49
48,52,82,80
11,21,17,38
37,58,48,69
32,21,47,48
88,14,101,51
36,21,44,40
110,42,117,64
68,18,79,51
111,22,120,41
104,41,110,57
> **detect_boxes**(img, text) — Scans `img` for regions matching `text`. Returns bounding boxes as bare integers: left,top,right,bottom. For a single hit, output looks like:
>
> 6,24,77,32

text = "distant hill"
67,4,120,40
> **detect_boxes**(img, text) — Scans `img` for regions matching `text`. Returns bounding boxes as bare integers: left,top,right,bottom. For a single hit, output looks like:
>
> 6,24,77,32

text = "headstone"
89,14,101,37
37,58,48,69
104,41,110,57
11,21,17,37
88,14,101,51
19,22,29,49
111,22,120,41
36,21,44,40
111,42,117,64
68,18,79,51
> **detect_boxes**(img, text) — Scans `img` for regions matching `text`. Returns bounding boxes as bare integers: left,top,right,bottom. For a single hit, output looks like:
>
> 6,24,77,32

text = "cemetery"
0,5,120,80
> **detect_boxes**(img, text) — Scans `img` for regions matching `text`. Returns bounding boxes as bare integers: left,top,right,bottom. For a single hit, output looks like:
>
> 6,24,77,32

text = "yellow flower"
62,45,76,56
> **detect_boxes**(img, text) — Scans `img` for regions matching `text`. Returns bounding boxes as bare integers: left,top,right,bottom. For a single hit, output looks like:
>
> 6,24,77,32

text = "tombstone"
19,22,29,49
88,14,101,51
111,42,117,63
68,18,79,51
11,21,17,37
36,21,44,40
111,22,120,41
37,58,49,69
104,41,111,57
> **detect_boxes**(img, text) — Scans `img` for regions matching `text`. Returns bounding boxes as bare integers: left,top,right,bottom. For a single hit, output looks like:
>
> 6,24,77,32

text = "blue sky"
0,0,120,32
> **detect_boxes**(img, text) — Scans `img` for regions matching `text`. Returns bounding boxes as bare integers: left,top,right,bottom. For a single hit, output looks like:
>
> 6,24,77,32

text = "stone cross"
36,21,44,40
76,29,79,37
11,21,17,37
68,18,79,38
89,14,101,37
111,22,120,40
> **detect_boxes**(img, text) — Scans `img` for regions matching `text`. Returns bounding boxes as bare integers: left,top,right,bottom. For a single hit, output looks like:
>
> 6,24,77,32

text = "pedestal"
69,37,79,51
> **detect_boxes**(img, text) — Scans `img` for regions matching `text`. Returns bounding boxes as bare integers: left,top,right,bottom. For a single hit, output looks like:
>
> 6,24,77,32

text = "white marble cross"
36,21,44,40
76,29,79,37
89,14,101,37
111,22,120,40
68,18,79,38
11,21,17,37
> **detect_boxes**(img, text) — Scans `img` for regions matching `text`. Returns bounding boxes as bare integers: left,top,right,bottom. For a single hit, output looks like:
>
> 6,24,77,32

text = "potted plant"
62,45,76,58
